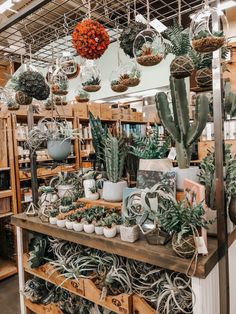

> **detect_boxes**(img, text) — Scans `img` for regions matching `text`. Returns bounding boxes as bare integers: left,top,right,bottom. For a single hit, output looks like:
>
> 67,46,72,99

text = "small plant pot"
95,226,104,235
87,192,99,201
172,166,199,191
83,223,95,234
57,184,74,198
170,56,194,79
136,54,163,66
172,233,196,259
75,96,89,102
49,217,57,225
83,179,96,198
73,222,84,232
57,219,66,228
192,36,225,53
102,180,127,202
111,84,128,93
82,85,101,92
47,139,71,161
120,225,139,243
104,226,117,238
65,220,74,230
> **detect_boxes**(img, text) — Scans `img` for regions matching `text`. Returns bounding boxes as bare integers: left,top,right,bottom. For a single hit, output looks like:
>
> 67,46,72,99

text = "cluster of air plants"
27,237,193,313
129,124,170,159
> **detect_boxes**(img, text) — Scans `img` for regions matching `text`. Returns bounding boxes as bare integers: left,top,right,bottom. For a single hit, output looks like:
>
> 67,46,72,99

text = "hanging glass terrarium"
133,28,165,66
46,63,56,84
110,69,128,93
5,90,20,110
51,62,69,96
119,62,141,87
75,88,90,102
190,3,227,53
54,96,67,106
60,51,80,79
81,63,101,93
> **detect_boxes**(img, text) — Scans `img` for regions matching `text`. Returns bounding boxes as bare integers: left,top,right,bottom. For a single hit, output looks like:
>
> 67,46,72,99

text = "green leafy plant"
123,216,137,227
49,208,59,218
61,196,73,206
28,236,48,268
66,213,76,222
156,77,209,168
193,30,224,41
129,124,170,159
104,133,127,183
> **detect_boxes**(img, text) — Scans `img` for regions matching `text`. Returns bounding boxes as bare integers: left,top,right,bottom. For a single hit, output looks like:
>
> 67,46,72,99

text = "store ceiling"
0,0,213,66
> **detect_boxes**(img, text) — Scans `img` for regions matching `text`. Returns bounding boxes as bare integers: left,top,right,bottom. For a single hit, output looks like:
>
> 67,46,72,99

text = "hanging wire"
134,0,137,21
127,2,131,25
115,18,121,67
146,0,150,29
63,13,70,50
178,0,181,26
87,0,91,19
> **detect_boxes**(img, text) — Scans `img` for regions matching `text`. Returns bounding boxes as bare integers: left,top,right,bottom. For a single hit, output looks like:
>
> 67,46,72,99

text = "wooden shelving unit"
0,257,17,280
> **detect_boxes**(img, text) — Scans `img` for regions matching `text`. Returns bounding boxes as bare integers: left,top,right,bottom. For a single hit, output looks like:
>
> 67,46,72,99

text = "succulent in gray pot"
120,216,139,243
102,134,127,202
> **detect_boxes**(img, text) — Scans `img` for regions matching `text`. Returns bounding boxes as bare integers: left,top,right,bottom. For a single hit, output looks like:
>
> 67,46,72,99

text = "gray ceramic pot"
47,139,71,161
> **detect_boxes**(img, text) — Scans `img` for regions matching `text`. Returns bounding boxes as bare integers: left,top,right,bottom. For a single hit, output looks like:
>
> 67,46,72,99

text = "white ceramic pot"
65,221,74,230
83,223,95,234
83,179,96,198
57,219,66,228
116,225,121,234
73,222,84,232
104,226,117,238
49,217,57,225
139,158,172,172
95,226,104,235
47,139,71,161
57,184,74,198
87,192,99,201
172,166,199,191
102,181,127,202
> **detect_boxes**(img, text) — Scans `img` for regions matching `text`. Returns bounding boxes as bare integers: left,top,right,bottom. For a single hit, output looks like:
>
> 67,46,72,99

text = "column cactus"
155,76,209,168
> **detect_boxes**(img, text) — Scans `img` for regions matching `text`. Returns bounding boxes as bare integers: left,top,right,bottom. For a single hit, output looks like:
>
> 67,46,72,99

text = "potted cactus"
102,134,127,202
120,216,139,243
83,213,95,233
103,216,117,238
156,77,209,190
88,187,99,201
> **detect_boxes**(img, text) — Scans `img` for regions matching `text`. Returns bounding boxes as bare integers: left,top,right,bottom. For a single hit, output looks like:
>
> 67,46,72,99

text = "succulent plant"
104,133,127,183
193,30,224,40
82,75,101,86
156,77,209,168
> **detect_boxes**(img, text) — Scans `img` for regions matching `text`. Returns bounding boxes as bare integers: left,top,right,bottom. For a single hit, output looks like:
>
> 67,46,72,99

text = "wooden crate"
132,295,157,314
23,254,85,296
88,103,101,118
73,102,88,119
198,140,236,160
112,108,121,120
41,105,73,118
84,279,132,314
25,299,62,314
100,104,112,120
136,112,143,122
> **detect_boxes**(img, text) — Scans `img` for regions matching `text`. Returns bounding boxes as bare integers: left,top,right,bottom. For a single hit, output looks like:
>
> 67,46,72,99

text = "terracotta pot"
229,195,236,225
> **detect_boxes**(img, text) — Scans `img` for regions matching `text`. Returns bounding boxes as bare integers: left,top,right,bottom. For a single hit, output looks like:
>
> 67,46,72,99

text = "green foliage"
67,213,76,222
156,77,209,168
28,236,48,268
104,133,127,183
49,208,59,217
123,216,137,227
193,30,224,40
129,125,170,159
158,198,209,240
61,196,73,206
164,22,191,56
111,80,120,86
82,75,101,86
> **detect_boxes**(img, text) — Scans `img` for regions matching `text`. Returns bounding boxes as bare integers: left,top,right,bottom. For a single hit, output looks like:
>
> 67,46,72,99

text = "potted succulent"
82,75,101,92
59,196,73,214
156,77,209,190
191,30,225,54
164,23,194,79
75,89,90,102
120,216,139,243
50,172,79,198
95,219,105,235
103,216,117,238
65,213,76,230
111,80,128,93
119,69,141,87
82,171,99,198
73,212,85,232
49,208,59,225
83,213,95,233
88,187,99,201
38,186,58,207
158,199,210,258
56,213,66,228
102,134,127,202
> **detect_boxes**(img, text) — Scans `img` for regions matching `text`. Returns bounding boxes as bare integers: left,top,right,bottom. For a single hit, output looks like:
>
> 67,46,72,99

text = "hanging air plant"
72,19,110,60
120,22,146,58
190,3,227,53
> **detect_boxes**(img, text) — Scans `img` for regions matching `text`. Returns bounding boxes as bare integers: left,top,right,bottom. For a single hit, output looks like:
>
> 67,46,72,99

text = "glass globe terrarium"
5,90,20,110
75,88,90,102
119,61,141,87
60,51,79,79
81,63,101,92
133,28,165,66
110,69,128,93
51,64,69,96
190,5,227,53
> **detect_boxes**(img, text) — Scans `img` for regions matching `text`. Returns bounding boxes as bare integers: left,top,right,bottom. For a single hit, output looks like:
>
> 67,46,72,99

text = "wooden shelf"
0,167,10,171
120,120,146,124
0,258,17,280
0,211,13,219
0,190,12,198
25,299,62,314
18,156,75,164
12,213,219,279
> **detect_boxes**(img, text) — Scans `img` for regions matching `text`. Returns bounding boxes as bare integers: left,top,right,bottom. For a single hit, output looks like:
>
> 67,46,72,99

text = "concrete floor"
0,275,20,314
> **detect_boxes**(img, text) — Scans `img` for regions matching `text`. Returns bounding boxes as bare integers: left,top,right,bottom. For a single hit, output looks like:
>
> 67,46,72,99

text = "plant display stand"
11,213,236,314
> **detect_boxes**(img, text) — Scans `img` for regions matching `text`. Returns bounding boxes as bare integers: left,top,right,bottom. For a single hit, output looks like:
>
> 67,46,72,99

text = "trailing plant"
104,133,127,183
129,124,170,159
156,76,209,168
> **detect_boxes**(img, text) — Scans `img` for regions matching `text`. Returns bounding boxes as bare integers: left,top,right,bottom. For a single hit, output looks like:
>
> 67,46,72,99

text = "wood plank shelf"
0,211,13,219
0,258,17,280
0,190,12,198
12,213,219,279
24,299,62,314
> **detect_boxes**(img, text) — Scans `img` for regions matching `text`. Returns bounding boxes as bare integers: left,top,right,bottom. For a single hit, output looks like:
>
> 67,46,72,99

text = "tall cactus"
104,133,127,183
155,76,209,168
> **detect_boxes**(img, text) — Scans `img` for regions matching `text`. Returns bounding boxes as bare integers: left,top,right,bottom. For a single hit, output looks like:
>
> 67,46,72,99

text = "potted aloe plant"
120,216,139,243
103,216,117,238
102,134,127,202
65,213,76,230
95,219,105,235
73,212,85,232
49,208,59,225
83,213,95,234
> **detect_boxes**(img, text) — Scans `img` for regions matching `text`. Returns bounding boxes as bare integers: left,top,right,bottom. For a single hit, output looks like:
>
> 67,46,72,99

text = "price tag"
194,236,208,255
168,147,176,160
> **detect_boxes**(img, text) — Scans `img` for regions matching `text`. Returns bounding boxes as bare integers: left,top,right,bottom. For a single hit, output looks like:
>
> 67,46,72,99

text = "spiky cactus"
104,134,127,183
155,77,209,168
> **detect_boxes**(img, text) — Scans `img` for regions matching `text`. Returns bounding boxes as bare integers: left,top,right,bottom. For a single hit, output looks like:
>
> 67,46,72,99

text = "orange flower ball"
72,19,110,60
